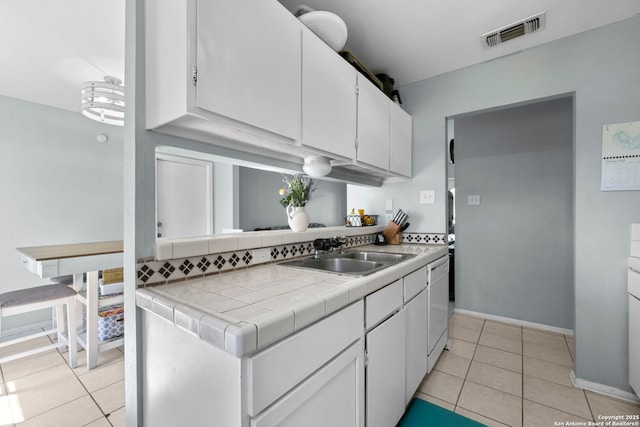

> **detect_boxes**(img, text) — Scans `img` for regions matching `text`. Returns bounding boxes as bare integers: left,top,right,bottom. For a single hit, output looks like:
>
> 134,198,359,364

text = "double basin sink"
279,250,415,276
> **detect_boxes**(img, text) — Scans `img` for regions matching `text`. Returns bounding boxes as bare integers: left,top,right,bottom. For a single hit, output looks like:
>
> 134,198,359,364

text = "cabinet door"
357,75,390,171
196,0,300,141
301,28,357,159
251,340,365,427
389,103,412,177
405,290,428,404
366,309,406,427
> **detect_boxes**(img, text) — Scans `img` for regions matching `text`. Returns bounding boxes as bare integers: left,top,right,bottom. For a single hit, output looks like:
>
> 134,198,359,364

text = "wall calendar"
601,121,640,191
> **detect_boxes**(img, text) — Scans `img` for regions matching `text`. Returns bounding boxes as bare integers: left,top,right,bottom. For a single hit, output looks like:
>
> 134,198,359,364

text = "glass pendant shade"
302,156,332,177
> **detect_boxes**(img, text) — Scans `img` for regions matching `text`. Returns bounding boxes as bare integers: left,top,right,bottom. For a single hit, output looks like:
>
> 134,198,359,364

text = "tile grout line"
441,316,640,426
68,349,125,425
452,318,484,412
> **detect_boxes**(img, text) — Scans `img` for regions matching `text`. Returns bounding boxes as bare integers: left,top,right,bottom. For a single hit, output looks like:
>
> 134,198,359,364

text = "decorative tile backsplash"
136,229,446,287
402,233,447,244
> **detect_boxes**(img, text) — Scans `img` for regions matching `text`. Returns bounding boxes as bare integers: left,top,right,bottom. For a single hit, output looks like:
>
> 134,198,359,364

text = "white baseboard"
0,320,52,343
454,308,574,336
570,370,640,404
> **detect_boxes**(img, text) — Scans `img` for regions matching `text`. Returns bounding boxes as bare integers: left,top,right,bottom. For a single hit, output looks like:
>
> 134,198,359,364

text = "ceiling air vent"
481,11,546,49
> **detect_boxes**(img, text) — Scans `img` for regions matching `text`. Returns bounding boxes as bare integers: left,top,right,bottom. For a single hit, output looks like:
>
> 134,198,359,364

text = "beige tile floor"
2,313,640,427
415,312,640,427
0,335,124,427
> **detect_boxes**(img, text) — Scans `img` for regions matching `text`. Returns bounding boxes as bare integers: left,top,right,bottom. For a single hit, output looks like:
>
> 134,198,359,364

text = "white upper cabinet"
301,28,357,160
146,0,300,150
195,0,300,141
146,0,412,182
356,75,390,171
389,102,412,177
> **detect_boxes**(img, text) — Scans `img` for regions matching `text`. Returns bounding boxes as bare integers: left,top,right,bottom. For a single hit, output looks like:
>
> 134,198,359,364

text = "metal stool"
0,284,77,368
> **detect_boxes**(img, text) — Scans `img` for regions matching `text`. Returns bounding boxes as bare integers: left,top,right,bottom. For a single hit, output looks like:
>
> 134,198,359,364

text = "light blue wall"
0,95,124,290
0,95,124,329
238,167,347,230
348,16,640,392
455,97,574,329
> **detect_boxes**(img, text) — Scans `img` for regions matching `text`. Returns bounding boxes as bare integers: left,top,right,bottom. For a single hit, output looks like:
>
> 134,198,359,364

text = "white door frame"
155,153,213,238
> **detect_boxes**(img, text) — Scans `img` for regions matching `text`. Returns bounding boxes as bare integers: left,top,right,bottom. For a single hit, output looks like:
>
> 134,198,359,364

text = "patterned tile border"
136,232,446,287
402,233,447,245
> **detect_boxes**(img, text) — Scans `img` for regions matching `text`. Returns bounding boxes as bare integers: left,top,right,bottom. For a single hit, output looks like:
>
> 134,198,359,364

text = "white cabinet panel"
404,267,427,302
301,28,357,159
629,293,640,395
248,301,363,416
146,0,301,159
427,256,449,372
366,309,406,427
251,340,365,427
356,75,390,171
389,102,412,177
405,289,428,403
196,0,300,140
365,279,403,329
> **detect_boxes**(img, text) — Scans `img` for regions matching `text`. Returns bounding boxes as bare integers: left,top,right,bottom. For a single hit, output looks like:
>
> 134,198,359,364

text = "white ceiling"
1,0,638,114
0,0,125,113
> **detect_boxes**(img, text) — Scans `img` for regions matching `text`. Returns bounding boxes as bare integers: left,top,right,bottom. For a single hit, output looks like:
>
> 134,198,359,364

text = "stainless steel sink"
279,250,415,276
338,251,414,263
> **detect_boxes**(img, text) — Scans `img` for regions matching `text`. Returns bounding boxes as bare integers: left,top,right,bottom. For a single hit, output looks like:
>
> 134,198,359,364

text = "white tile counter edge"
155,225,386,260
136,244,448,358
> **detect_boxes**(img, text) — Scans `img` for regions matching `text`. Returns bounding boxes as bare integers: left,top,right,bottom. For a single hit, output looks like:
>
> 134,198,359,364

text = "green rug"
397,398,487,426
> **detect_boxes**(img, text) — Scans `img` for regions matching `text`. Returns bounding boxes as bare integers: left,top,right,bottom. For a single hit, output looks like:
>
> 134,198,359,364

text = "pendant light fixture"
81,76,125,126
302,156,332,178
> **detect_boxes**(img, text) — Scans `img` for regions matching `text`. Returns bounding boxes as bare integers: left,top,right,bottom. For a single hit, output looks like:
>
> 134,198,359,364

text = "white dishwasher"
427,255,450,372
629,256,640,395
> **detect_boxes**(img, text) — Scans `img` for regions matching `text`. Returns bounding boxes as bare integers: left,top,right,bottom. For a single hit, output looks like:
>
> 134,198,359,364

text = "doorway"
156,154,213,239
449,96,574,329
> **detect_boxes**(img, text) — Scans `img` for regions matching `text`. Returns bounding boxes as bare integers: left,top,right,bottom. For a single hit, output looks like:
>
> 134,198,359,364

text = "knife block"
383,222,403,245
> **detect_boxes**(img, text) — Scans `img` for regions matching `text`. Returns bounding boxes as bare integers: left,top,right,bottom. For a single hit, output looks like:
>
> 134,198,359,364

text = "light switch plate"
420,190,435,204
468,194,480,205
385,199,393,211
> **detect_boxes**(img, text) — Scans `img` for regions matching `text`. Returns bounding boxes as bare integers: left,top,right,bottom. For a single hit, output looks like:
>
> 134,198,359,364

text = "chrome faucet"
313,238,332,258
330,236,347,253
312,236,347,257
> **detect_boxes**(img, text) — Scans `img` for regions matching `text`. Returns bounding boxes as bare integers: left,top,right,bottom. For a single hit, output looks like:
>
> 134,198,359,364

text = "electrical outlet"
468,194,480,205
252,248,271,264
385,199,393,211
420,190,435,204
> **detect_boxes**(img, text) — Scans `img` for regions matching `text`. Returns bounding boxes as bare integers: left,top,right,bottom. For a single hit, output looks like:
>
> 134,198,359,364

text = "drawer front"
404,267,427,302
366,279,403,329
251,340,365,427
247,300,364,417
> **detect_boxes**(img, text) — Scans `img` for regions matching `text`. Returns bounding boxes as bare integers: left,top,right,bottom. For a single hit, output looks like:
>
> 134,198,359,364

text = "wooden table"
17,241,124,369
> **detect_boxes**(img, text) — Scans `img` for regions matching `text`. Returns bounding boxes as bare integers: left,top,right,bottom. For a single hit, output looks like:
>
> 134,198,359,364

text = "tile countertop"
136,243,448,358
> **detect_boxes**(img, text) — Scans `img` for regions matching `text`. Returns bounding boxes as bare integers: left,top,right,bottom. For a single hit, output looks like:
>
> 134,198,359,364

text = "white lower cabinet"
404,289,428,403
140,259,449,427
251,340,365,427
364,279,407,427
366,309,407,427
248,301,364,417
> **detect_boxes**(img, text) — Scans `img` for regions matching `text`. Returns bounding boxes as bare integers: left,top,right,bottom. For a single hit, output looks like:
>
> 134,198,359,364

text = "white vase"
286,206,310,232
